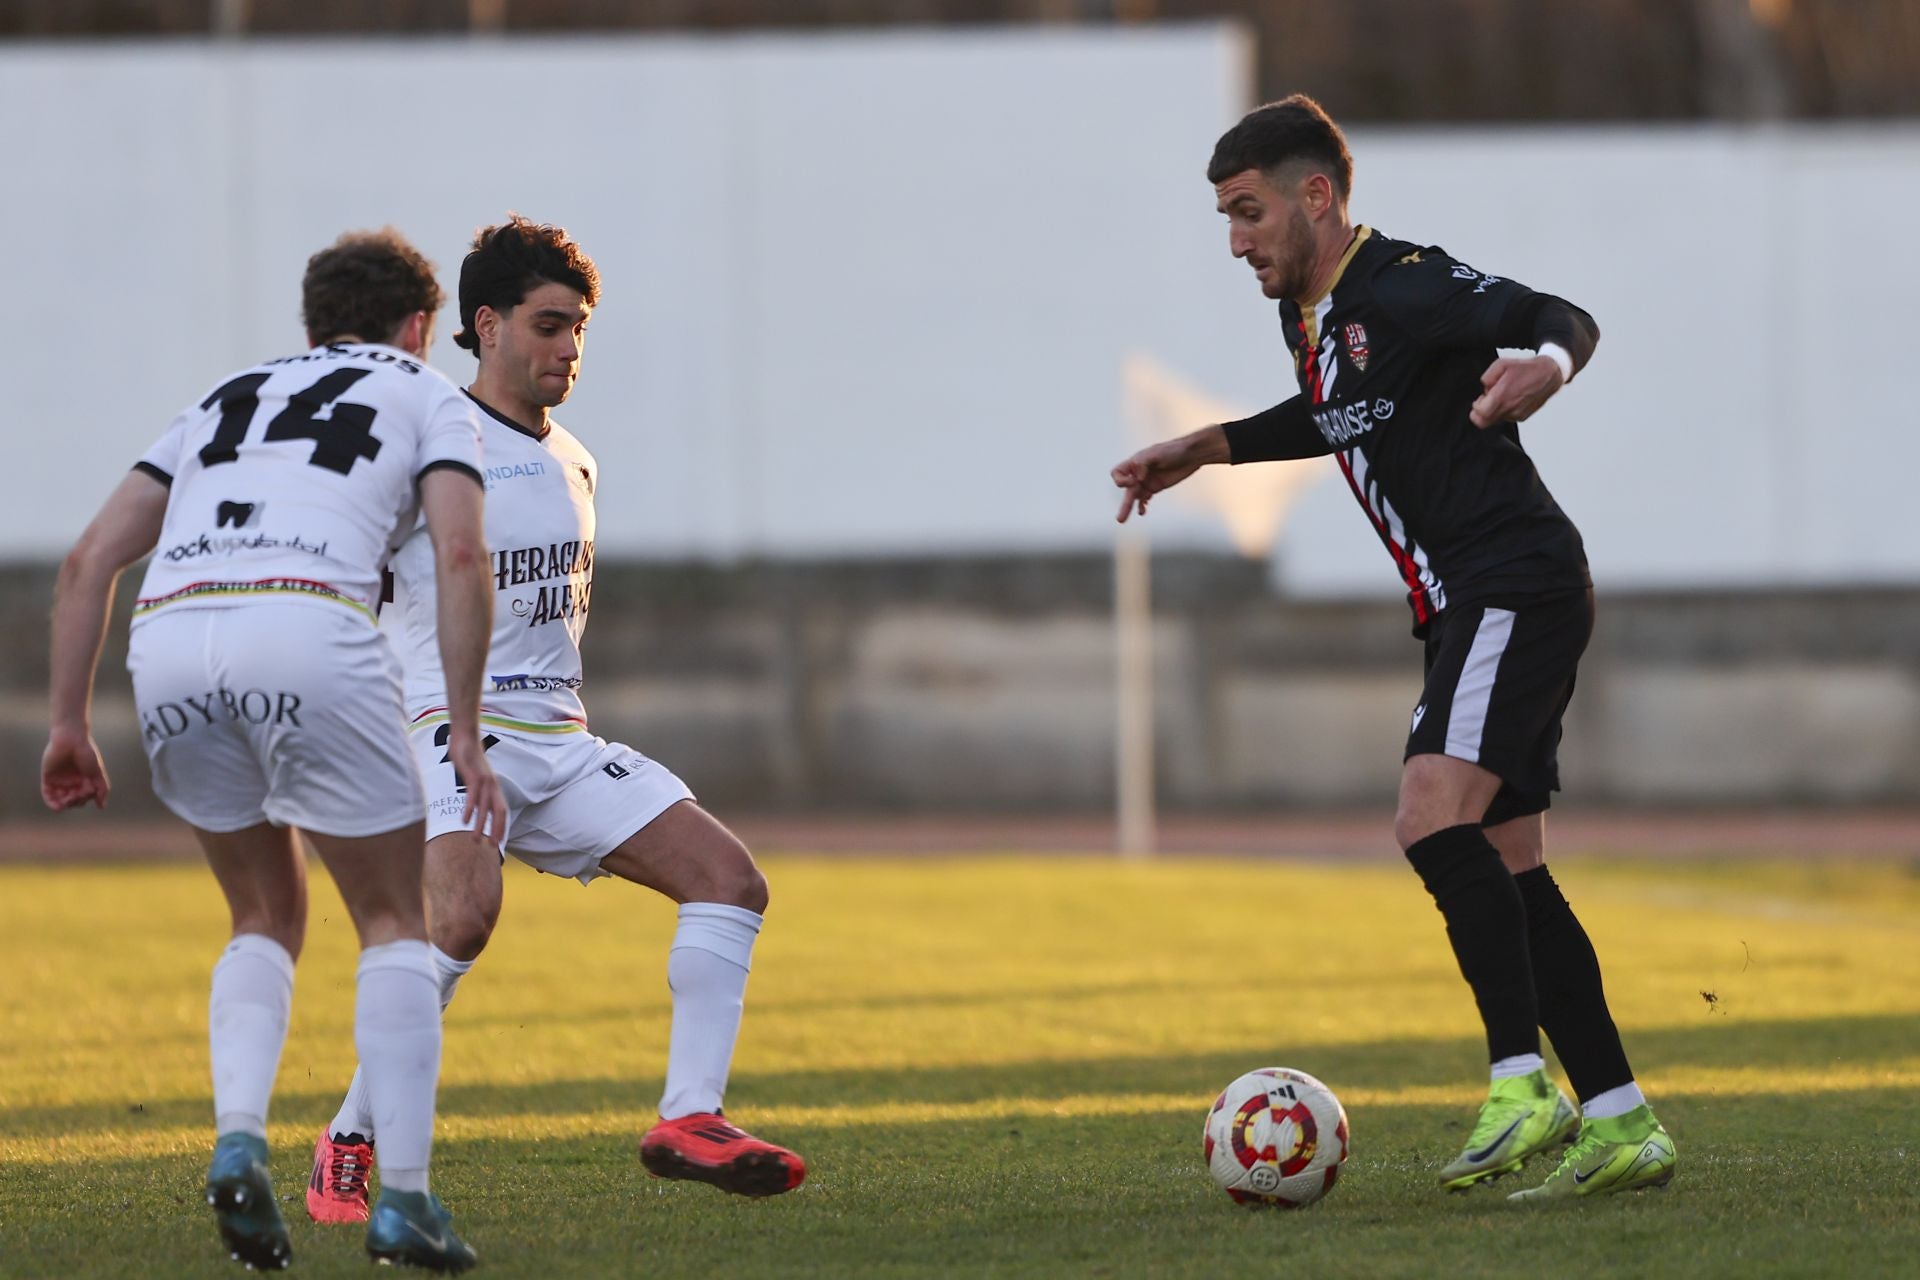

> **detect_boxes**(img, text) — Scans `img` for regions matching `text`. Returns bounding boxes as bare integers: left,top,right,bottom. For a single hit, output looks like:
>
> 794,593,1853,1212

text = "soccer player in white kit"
40,230,505,1272
306,217,805,1222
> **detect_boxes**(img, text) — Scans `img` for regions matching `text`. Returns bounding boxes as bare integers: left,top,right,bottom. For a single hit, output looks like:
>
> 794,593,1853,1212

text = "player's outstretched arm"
1112,426,1231,522
419,468,508,841
42,470,169,811
1112,396,1329,521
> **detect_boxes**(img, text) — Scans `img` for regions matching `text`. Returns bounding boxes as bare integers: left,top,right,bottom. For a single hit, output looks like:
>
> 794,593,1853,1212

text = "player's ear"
1302,171,1334,218
475,304,502,349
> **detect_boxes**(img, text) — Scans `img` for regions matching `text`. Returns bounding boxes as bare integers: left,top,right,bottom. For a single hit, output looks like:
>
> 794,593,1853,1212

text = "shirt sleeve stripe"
132,460,173,487
416,459,483,486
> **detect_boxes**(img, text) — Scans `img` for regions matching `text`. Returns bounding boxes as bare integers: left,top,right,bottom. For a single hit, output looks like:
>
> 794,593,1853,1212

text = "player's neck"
466,371,551,438
1295,218,1359,306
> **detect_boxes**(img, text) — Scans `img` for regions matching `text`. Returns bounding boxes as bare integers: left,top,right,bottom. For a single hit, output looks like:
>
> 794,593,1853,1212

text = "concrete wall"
5,557,1916,821
5,35,1919,592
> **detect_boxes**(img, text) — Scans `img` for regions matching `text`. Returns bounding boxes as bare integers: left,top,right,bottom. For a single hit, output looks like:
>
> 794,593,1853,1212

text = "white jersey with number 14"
132,343,483,626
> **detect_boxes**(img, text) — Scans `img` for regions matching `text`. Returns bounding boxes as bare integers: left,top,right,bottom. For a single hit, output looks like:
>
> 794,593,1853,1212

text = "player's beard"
1278,207,1317,300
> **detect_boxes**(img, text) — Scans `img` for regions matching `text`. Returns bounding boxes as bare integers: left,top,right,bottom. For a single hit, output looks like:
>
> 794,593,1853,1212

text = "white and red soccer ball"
1204,1067,1350,1208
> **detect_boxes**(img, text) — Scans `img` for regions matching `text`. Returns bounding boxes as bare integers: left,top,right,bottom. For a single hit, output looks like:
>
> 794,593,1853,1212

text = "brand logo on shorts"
141,688,302,741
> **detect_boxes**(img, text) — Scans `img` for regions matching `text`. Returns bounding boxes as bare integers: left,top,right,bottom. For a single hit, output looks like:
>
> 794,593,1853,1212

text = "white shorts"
128,604,425,837
410,722,693,884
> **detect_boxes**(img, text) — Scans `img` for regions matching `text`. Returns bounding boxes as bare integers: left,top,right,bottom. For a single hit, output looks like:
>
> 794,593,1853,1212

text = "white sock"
209,934,296,1139
1580,1080,1647,1120
355,940,442,1194
1490,1053,1546,1081
659,903,762,1119
331,945,472,1142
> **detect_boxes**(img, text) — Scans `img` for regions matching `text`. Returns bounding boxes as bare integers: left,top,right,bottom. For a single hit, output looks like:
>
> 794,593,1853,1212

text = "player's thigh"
1396,752,1505,849
597,800,767,911
194,821,308,957
503,736,690,885
305,821,429,949
424,831,506,962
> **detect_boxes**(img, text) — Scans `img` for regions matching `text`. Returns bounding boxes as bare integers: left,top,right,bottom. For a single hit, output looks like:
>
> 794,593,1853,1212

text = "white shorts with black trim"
409,719,694,885
1405,590,1594,825
129,602,425,837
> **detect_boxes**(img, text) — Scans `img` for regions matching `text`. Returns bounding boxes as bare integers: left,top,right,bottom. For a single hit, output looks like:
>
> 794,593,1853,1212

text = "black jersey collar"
464,389,550,443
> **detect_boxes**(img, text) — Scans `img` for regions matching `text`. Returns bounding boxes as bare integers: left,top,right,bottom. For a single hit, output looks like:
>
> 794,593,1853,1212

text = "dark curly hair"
1207,94,1354,200
453,216,602,353
301,228,444,346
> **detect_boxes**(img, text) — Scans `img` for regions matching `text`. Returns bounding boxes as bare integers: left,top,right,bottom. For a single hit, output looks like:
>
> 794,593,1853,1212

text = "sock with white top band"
331,944,471,1142
209,934,296,1139
354,940,442,1194
1579,1081,1648,1121
1490,1053,1547,1082
659,903,763,1119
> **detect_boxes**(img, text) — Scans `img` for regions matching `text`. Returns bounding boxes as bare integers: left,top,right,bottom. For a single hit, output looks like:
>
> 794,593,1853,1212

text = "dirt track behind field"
3,810,1916,865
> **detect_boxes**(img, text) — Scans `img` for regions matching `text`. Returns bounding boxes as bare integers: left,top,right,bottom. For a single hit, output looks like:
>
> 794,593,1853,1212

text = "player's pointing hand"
1111,433,1214,522
1470,354,1565,429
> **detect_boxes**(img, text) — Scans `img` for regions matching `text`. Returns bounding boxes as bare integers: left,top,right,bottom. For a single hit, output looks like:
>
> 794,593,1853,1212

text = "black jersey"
1231,227,1592,634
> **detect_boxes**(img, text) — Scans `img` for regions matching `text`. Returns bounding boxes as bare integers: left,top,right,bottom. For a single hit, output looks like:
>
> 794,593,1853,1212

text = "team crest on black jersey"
1344,323,1371,372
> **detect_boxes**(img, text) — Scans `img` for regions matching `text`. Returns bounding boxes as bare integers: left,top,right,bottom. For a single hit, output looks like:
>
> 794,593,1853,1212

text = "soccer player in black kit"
1112,96,1675,1200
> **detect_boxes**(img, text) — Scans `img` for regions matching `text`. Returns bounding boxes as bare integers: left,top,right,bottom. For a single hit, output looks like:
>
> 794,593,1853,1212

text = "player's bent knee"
431,905,497,963
688,835,768,913
728,860,770,915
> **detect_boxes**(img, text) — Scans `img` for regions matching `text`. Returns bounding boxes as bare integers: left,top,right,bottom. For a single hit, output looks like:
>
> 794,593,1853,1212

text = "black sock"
1404,824,1541,1064
1514,865,1635,1102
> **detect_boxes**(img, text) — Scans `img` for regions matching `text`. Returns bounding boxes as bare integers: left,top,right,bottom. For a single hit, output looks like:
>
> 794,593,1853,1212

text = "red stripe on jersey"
1332,452,1433,627
1301,314,1434,625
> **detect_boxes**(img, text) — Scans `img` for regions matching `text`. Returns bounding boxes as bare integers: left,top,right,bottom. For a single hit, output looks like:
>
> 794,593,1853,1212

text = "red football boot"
306,1128,374,1224
639,1112,806,1198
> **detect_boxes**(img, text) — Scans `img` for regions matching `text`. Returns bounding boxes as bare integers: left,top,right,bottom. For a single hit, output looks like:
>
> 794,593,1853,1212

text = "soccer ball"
1203,1067,1350,1208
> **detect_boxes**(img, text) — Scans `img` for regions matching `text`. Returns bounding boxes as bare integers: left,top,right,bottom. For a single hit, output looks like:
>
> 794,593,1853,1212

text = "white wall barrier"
5,31,1916,591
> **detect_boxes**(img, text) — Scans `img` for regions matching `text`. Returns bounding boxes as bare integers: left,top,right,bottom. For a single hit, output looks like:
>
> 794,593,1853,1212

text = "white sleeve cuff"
1538,342,1575,383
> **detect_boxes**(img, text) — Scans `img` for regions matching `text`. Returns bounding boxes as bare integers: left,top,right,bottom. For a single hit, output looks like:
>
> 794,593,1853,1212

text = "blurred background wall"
3,3,1916,820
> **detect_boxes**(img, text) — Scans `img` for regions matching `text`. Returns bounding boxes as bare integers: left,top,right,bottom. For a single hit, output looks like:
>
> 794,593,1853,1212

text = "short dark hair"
302,228,443,346
1206,94,1354,200
453,216,602,353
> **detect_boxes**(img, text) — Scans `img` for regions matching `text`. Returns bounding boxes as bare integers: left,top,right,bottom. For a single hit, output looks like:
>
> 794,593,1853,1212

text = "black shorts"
1404,590,1594,826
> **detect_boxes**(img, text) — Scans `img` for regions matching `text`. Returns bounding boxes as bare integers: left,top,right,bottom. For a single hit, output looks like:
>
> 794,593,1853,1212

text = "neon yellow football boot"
1438,1069,1579,1190
1508,1104,1676,1202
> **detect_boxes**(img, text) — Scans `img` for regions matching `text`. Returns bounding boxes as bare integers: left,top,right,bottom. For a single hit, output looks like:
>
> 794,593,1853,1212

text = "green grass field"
3,850,1917,1278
